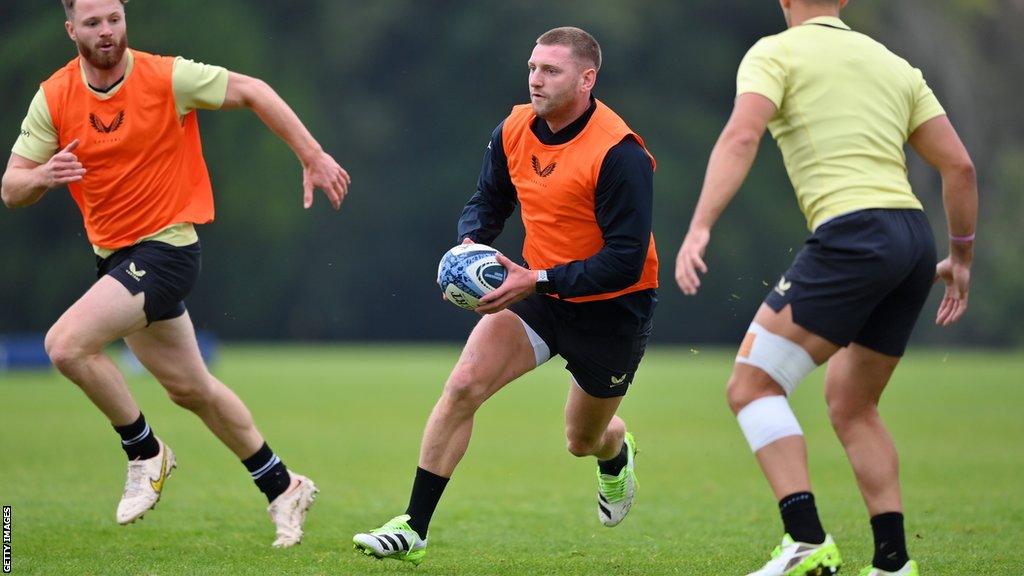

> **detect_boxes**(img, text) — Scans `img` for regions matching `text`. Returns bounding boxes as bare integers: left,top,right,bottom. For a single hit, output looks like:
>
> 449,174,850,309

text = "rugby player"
674,1,977,574
353,27,658,564
1,0,349,547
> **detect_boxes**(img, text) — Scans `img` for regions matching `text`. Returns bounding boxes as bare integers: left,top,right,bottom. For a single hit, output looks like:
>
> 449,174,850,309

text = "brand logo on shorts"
126,262,146,281
610,373,628,386
531,155,557,178
774,275,792,297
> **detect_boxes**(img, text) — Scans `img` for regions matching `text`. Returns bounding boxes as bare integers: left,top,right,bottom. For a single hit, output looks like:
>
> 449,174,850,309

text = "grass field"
1,345,1022,575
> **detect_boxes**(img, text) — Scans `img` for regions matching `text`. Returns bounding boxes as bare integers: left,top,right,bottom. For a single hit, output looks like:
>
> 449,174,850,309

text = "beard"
77,33,128,70
531,87,574,120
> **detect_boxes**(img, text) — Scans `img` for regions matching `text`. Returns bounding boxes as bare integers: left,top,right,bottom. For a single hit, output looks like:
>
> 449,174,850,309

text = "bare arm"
1,141,84,209
908,115,978,326
221,72,350,210
675,93,777,295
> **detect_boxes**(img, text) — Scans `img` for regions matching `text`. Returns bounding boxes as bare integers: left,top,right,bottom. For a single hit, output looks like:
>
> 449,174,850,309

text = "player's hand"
442,238,477,302
38,140,86,188
934,255,971,326
675,227,710,296
475,253,534,315
303,150,350,210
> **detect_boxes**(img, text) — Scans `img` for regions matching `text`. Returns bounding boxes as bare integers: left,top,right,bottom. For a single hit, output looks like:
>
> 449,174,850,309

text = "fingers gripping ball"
437,243,508,310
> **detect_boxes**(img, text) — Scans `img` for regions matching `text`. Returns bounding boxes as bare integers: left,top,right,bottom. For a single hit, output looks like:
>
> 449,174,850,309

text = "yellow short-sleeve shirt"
737,17,946,231
11,50,229,255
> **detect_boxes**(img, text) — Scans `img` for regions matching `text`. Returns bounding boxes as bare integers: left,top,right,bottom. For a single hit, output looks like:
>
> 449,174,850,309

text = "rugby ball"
437,243,507,311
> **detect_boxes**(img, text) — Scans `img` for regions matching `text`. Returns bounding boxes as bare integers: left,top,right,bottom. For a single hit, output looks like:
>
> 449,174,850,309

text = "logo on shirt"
89,111,125,134
20,129,30,138
531,155,557,178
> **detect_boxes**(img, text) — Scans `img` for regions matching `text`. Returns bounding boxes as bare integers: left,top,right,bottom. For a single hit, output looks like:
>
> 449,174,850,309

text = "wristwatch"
535,269,554,294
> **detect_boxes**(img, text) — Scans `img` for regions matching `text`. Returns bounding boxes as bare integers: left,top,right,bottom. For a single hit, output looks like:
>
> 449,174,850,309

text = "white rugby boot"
116,438,175,524
267,472,319,548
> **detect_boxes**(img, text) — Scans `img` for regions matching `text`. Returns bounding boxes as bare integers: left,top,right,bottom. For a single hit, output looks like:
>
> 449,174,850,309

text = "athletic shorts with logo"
509,290,655,398
97,241,201,325
765,208,936,357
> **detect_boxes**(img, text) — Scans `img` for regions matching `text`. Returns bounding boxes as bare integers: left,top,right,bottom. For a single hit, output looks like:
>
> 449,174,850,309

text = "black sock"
405,467,450,539
779,491,826,545
871,512,909,571
598,442,628,476
113,413,160,461
242,442,290,503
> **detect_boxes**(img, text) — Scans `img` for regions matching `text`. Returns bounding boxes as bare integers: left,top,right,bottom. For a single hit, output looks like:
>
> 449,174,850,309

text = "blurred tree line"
1,0,1021,346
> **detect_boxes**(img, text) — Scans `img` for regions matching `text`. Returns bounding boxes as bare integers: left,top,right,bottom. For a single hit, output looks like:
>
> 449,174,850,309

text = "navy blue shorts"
97,241,201,325
764,209,936,357
510,290,656,399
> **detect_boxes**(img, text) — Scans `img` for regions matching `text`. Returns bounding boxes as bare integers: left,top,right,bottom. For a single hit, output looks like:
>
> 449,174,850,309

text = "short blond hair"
61,0,129,20
536,27,601,71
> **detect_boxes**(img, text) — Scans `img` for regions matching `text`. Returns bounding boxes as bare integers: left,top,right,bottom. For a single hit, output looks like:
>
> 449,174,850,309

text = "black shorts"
509,290,656,399
764,209,936,357
97,241,202,325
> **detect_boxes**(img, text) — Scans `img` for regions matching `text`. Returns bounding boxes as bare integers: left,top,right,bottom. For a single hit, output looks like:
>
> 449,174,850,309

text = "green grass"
1,346,1022,575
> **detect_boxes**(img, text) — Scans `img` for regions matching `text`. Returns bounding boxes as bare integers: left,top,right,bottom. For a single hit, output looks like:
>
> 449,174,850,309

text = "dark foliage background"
2,1,1020,346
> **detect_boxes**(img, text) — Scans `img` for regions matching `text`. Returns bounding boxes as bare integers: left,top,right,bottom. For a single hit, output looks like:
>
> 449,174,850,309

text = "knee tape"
735,321,816,395
736,395,804,452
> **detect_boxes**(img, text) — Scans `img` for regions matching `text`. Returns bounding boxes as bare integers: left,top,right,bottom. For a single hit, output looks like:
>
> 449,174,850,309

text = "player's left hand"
475,253,535,315
303,150,350,210
934,256,971,326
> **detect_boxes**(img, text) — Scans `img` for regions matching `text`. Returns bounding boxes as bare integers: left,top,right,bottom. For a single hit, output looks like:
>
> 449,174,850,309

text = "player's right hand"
303,150,350,211
442,238,477,301
934,256,970,326
675,227,710,296
38,140,86,188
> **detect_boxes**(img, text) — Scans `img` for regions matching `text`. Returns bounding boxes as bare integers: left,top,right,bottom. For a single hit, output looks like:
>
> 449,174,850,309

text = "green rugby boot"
353,514,427,565
746,533,843,575
597,431,638,527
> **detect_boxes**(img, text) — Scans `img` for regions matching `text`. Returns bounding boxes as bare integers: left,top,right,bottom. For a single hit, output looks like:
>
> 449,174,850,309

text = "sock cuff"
779,491,816,512
122,423,152,446
242,442,281,478
598,441,628,463
113,413,149,442
870,511,905,527
415,466,450,485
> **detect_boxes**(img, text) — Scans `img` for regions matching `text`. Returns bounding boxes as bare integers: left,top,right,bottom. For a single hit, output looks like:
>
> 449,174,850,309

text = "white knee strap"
737,395,804,452
735,321,816,395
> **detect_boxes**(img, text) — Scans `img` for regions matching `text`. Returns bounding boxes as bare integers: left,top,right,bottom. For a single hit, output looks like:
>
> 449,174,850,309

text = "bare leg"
825,343,903,516
44,275,148,426
726,304,839,500
418,310,537,477
124,311,264,460
564,381,625,460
